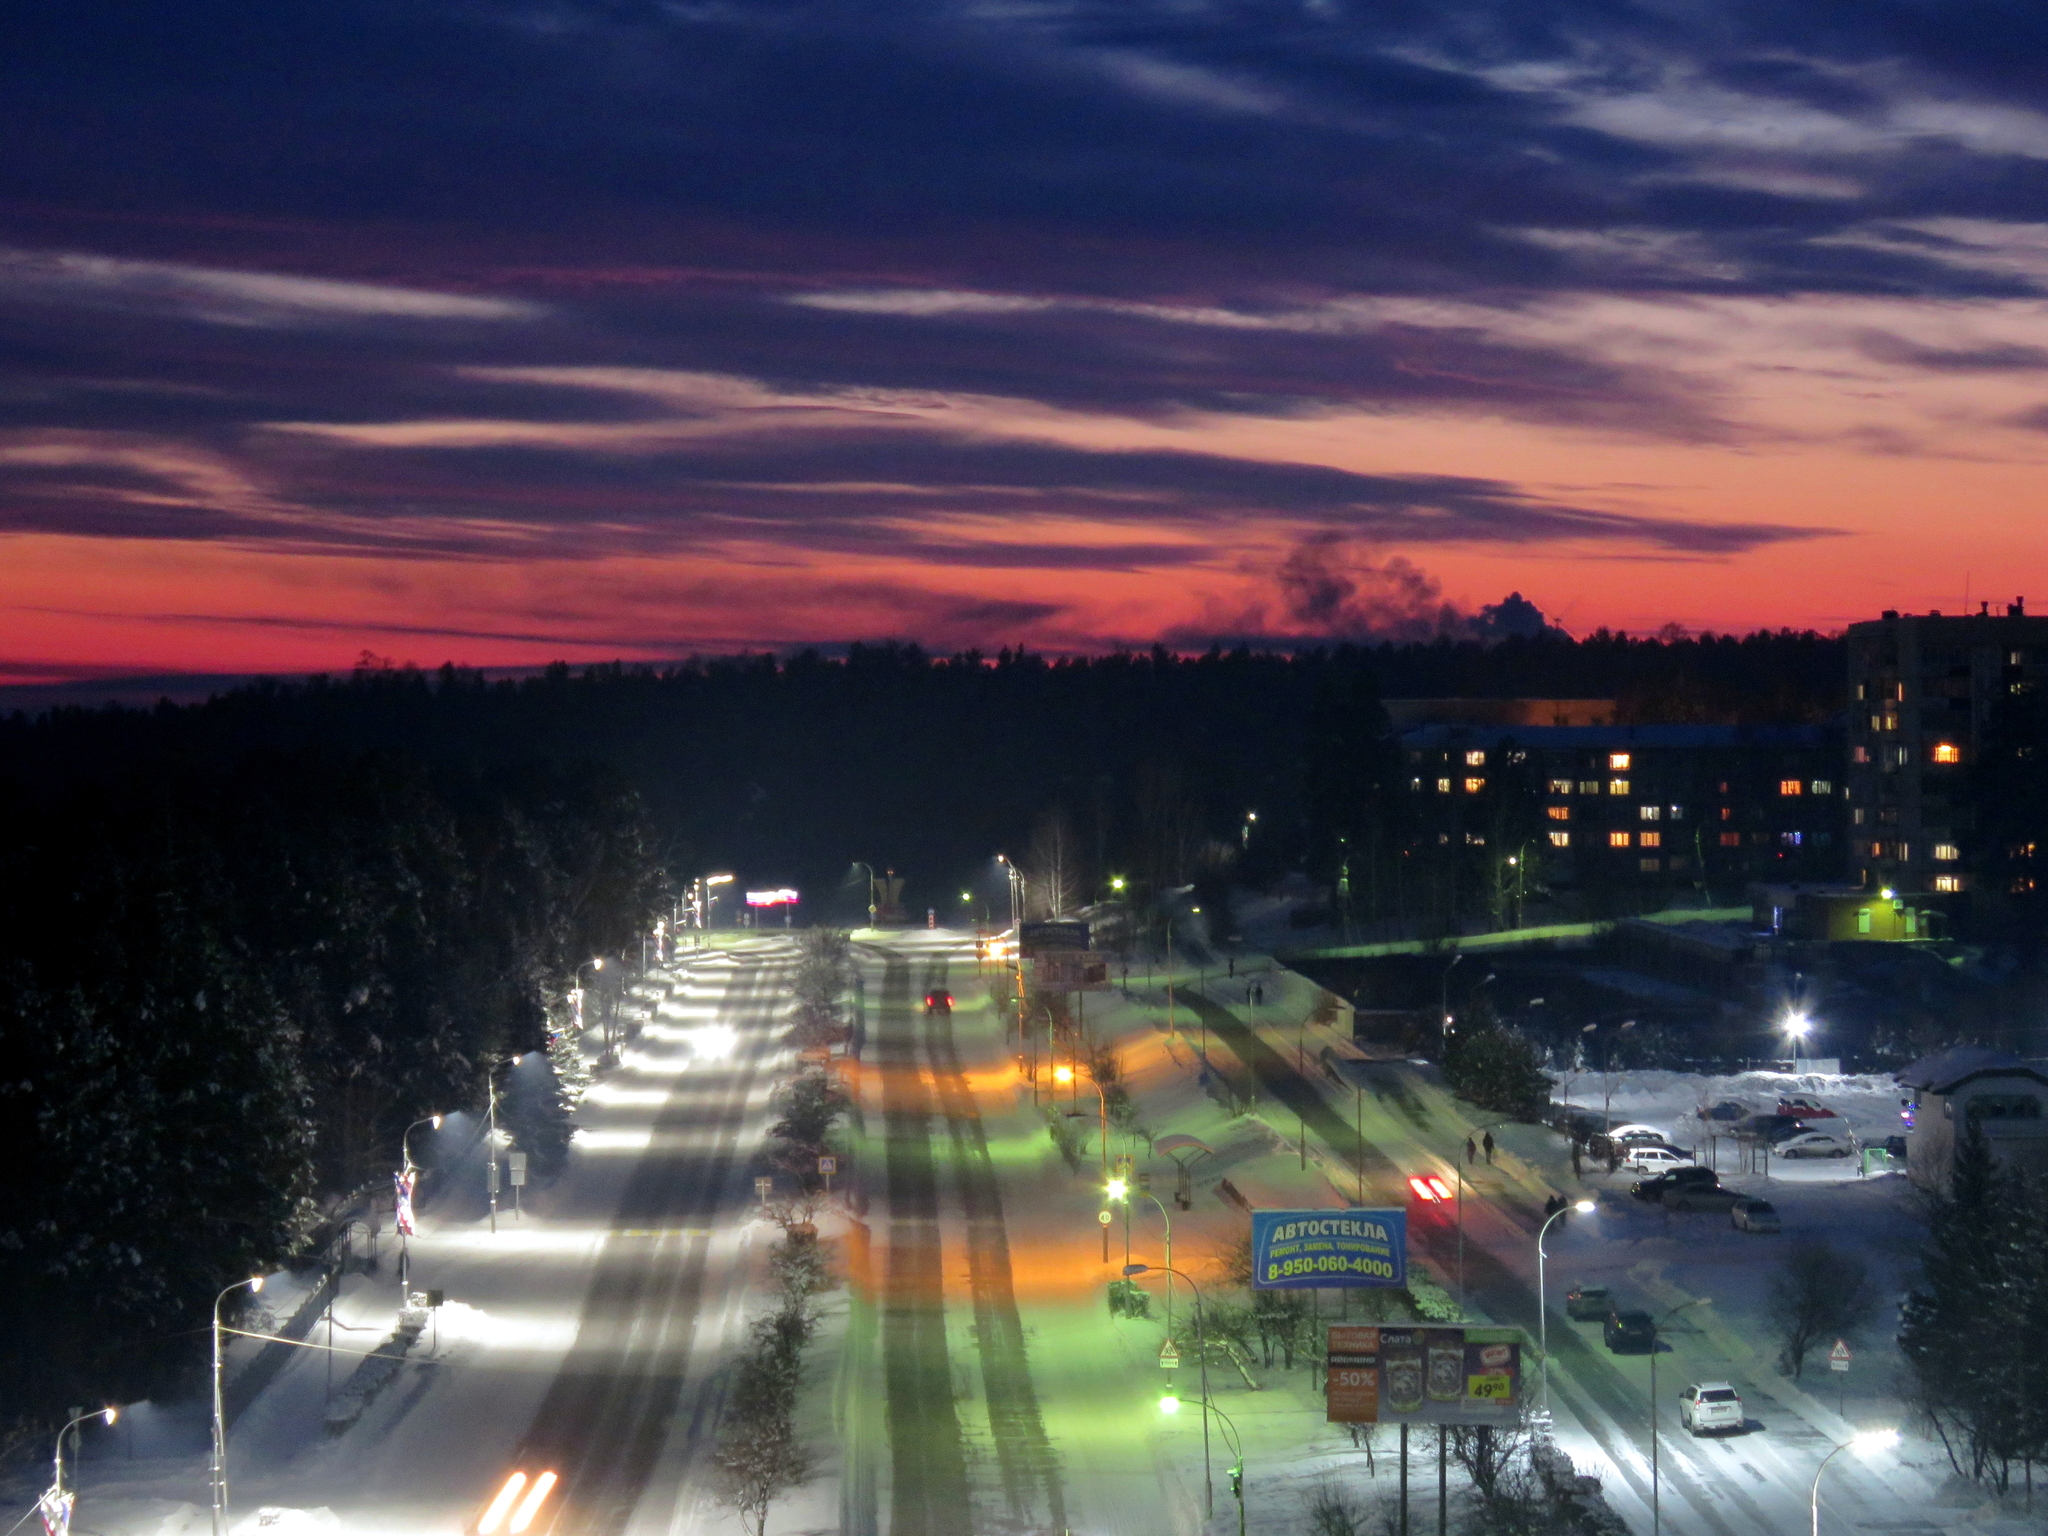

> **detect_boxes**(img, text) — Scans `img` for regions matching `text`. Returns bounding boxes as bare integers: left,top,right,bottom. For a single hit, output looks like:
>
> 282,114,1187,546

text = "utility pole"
486,1063,499,1235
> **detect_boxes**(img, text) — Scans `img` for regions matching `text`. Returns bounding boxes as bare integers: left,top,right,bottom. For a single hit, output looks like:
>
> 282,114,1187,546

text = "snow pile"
228,1509,341,1535
1554,1069,1907,1145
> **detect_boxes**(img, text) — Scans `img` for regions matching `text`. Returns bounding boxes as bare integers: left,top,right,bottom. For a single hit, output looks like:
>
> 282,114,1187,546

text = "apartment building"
1401,722,1842,898
1845,603,2048,896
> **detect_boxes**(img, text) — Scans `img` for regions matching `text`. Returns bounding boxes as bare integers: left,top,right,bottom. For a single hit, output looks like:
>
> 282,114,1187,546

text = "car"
1777,1096,1839,1119
1778,1130,1854,1159
1631,1166,1720,1201
1564,1284,1613,1321
1679,1381,1745,1434
1739,1115,1813,1144
1604,1309,1657,1353
1619,1145,1697,1175
1731,1197,1781,1233
1663,1184,1745,1213
1607,1124,1670,1146
1699,1100,1750,1122
922,989,953,1014
1878,1134,1907,1157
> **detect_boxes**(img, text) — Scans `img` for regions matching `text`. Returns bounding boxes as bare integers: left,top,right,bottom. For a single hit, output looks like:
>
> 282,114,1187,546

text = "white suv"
1679,1382,1744,1435
1619,1145,1695,1175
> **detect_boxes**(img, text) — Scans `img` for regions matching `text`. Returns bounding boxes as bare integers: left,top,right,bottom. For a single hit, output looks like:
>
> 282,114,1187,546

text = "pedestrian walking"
1228,958,1236,979
1465,1136,1477,1164
1571,1139,1583,1179
1483,1131,1496,1164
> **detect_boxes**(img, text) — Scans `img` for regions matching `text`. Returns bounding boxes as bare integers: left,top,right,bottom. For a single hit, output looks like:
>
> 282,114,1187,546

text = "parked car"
1663,1184,1745,1213
1778,1130,1855,1159
1699,1100,1750,1122
1632,1166,1720,1201
1679,1381,1745,1434
1607,1124,1670,1146
1777,1096,1839,1119
1731,1198,1781,1233
1562,1284,1611,1320
923,989,953,1014
1620,1145,1697,1175
1604,1309,1657,1353
1879,1134,1907,1158
1739,1115,1814,1144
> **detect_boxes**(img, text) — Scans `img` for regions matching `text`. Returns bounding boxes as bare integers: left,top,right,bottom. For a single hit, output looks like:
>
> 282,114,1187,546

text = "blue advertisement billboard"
1250,1208,1407,1290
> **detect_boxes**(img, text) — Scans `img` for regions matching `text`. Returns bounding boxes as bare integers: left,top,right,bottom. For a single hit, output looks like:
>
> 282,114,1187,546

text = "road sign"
818,1155,837,1175
1098,1209,1113,1225
1159,1340,1181,1369
755,1176,773,1203
1829,1339,1853,1372
508,1151,528,1188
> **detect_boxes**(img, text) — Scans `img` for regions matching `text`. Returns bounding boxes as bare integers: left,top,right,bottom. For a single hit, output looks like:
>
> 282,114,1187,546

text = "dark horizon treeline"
0,748,665,1437
0,628,1848,927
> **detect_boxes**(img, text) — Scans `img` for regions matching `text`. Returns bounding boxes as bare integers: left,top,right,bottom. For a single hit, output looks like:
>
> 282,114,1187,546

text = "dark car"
1663,1184,1744,1213
1631,1166,1720,1202
1699,1100,1749,1122
1605,1309,1657,1353
923,990,953,1014
1565,1284,1613,1321
1738,1115,1812,1145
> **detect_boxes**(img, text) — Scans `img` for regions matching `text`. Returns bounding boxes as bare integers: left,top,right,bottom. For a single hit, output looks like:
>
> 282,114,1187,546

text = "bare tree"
713,1413,812,1536
1023,804,1083,918
1306,1480,1370,1536
1767,1239,1881,1378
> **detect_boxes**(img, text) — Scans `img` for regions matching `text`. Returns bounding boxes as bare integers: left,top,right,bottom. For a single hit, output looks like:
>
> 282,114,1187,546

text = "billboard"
1250,1208,1406,1290
746,888,800,907
1018,919,1090,957
1326,1325,1525,1425
1033,950,1109,991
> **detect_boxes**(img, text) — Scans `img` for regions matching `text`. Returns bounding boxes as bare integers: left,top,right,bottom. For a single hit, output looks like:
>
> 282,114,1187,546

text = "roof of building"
1897,1046,2048,1095
1398,722,1833,750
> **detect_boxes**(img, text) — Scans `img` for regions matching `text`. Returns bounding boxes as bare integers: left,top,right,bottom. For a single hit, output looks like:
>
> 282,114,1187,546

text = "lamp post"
1164,1392,1246,1536
1650,1297,1710,1536
1110,1184,1174,1338
211,1275,264,1536
48,1406,117,1525
852,861,878,927
1127,1262,1214,1518
1811,1429,1899,1536
1536,1200,1598,1418
1785,1009,1813,1072
1440,953,1464,1057
1056,1064,1112,1256
397,1113,442,1298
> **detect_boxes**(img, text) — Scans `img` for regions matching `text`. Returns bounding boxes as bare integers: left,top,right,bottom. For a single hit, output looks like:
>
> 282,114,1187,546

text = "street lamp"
397,1113,442,1297
1164,1391,1247,1536
1811,1428,1899,1536
1785,1010,1813,1072
1650,1297,1710,1536
1109,1182,1174,1336
1440,953,1465,1057
852,861,878,927
46,1406,117,1530
1127,1262,1215,1518
211,1275,264,1536
1536,1200,1598,1417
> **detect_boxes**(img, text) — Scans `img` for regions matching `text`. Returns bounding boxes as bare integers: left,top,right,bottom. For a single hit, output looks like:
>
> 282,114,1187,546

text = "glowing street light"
1811,1429,1899,1536
1537,1200,1599,1417
44,1406,117,1534
211,1276,264,1536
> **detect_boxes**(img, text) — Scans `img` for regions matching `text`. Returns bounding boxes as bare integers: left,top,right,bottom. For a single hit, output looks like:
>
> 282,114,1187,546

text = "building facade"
1401,723,1843,903
1844,604,2048,897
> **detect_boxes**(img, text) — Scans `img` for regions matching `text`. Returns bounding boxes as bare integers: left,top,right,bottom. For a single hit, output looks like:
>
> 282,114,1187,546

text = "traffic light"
1228,1466,1243,1500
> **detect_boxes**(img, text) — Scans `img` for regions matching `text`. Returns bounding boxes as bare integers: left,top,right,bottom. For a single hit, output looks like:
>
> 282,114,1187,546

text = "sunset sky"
6,0,2048,684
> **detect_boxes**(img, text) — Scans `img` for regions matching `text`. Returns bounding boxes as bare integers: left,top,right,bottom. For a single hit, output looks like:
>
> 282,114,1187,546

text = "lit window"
1411,778,1423,791
1719,832,1741,847
1935,875,1963,893
1465,750,1487,767
1609,752,1632,770
1548,806,1571,821
1549,830,1571,848
1869,840,1886,859
1639,805,1661,821
1609,831,1632,848
1933,743,1962,764
1549,779,1573,795
2012,651,2026,667
1438,833,1451,845
1934,843,1960,861
1669,805,1684,821
1609,779,1631,795
1853,808,1866,825
1886,745,1909,768
1898,842,1912,862
1437,778,1452,794
1853,746,1870,764
1858,907,1872,934
1781,831,1802,847
1891,682,1906,701
1720,807,1733,821
1464,777,1486,794
1779,779,1803,796
1639,857,1662,873
1639,831,1662,848
1882,713,1899,732
1812,780,1832,795
1578,780,1601,795
1465,832,1486,846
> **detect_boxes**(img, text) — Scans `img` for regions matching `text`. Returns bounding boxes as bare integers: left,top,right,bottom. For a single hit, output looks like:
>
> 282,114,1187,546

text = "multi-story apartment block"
1845,603,2048,897
1401,723,1842,899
